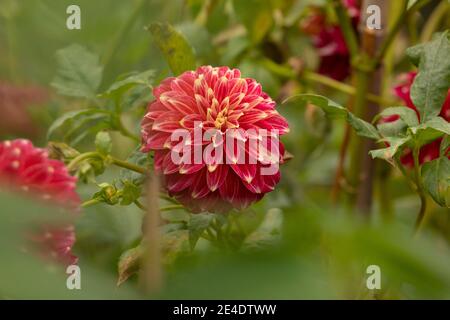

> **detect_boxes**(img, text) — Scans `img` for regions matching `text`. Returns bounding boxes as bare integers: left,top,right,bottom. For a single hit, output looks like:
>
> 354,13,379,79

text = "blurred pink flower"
0,82,48,137
141,66,289,213
0,139,80,265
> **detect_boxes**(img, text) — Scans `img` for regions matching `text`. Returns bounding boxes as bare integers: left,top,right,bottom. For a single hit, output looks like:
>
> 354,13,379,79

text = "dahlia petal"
256,115,290,134
144,132,171,150
152,111,183,132
238,109,268,124
218,172,241,203
160,93,194,114
162,152,180,175
231,163,257,184
153,77,175,99
190,169,210,199
206,164,229,192
179,163,205,175
166,173,196,193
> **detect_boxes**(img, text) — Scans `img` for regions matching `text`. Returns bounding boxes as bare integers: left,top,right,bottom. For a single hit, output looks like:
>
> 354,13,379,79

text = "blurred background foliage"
0,0,449,299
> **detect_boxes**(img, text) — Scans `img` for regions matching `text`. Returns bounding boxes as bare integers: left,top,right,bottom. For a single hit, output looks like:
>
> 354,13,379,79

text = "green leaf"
409,116,450,146
287,94,381,140
51,44,103,98
408,32,450,122
188,213,216,249
422,156,450,207
102,70,155,98
47,109,110,140
369,136,411,164
347,113,381,140
440,135,450,156
119,147,151,185
120,181,141,206
162,229,190,264
95,131,112,156
148,22,196,75
161,210,190,223
243,208,283,251
374,106,419,127
117,245,143,286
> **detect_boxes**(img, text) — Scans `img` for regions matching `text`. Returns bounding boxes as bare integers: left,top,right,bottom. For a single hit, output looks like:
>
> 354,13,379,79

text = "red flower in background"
301,0,361,80
384,72,450,166
0,139,79,265
0,82,48,137
141,66,289,213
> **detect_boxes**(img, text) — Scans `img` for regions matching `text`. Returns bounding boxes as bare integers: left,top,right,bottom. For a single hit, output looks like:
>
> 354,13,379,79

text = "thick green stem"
347,69,371,200
412,146,427,233
67,151,102,171
331,0,358,57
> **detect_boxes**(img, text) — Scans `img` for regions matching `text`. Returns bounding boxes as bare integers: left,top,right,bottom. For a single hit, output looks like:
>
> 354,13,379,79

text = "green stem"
81,198,101,208
412,146,427,233
134,199,147,211
260,58,394,105
160,205,184,212
195,0,218,26
67,151,102,171
375,1,408,63
331,0,358,57
116,117,140,142
347,69,371,199
109,156,148,174
420,0,449,43
302,70,394,106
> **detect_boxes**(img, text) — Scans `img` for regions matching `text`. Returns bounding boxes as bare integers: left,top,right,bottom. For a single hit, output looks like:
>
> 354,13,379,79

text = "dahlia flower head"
0,139,79,265
384,72,450,166
141,66,289,213
302,0,360,80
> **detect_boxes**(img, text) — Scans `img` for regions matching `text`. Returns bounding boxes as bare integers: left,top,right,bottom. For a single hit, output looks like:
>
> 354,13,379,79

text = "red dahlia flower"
384,72,450,166
301,1,361,81
0,139,79,265
141,66,289,213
